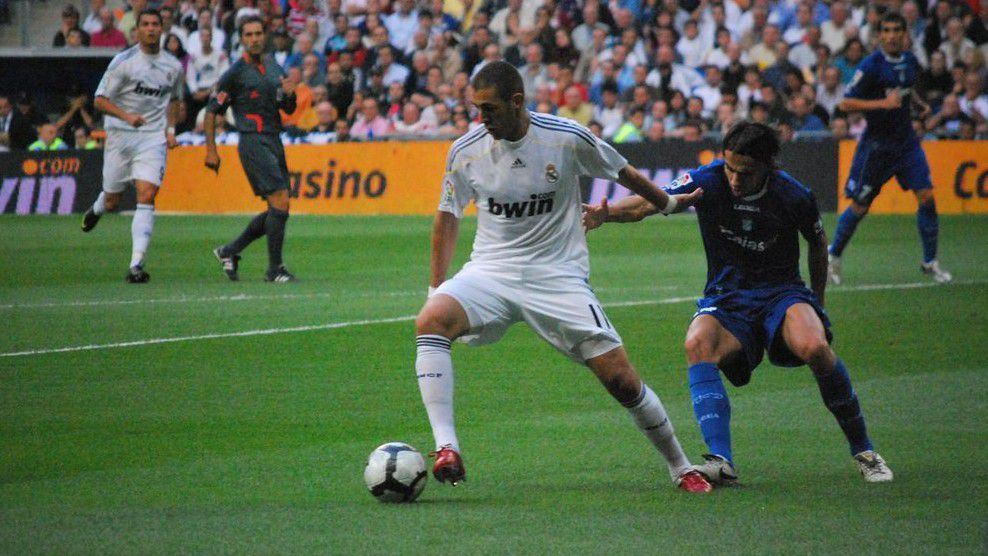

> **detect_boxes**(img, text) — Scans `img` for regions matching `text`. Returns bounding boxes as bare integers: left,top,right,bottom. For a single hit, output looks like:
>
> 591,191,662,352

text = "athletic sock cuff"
267,207,289,218
621,383,650,408
135,203,155,211
416,334,451,351
688,362,720,385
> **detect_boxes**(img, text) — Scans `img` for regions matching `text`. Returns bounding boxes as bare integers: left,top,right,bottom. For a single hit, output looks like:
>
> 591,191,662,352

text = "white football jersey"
439,112,627,276
96,46,184,132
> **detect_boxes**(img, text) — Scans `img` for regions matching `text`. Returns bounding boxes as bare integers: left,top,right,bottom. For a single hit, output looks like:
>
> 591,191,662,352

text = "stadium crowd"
1,0,987,150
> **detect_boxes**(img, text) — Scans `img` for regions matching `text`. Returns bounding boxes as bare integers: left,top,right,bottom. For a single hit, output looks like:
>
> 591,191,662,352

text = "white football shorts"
102,130,168,192
434,263,623,363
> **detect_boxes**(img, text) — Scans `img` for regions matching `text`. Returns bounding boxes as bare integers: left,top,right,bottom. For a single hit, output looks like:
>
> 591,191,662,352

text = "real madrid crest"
545,163,559,183
742,218,753,232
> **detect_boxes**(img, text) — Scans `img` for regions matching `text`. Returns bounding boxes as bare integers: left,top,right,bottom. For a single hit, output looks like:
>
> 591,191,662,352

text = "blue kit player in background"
828,12,952,285
583,122,894,485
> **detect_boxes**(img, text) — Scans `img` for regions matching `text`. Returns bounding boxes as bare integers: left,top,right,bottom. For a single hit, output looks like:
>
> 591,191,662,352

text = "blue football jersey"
845,49,919,144
665,160,824,295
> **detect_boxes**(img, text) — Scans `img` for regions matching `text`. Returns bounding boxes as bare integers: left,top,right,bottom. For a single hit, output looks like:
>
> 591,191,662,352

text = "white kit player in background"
81,8,183,283
414,62,713,493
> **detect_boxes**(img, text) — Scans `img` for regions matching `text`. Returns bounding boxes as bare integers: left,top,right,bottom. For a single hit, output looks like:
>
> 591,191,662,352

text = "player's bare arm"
808,230,829,306
166,99,180,149
94,95,145,128
429,210,460,290
203,111,220,173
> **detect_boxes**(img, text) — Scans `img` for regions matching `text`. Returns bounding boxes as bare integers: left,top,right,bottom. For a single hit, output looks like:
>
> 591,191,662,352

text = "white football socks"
92,191,106,216
130,203,155,268
416,335,459,452
624,383,691,481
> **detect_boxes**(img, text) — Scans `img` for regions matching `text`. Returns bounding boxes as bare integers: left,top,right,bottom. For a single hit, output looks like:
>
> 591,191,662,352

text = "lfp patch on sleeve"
669,173,693,188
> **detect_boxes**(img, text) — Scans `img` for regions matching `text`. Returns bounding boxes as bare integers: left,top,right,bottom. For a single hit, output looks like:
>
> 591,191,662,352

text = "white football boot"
854,450,894,483
827,253,842,285
693,454,739,487
920,259,953,284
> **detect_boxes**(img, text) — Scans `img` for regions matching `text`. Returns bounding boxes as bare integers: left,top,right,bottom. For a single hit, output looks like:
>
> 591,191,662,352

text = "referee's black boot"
264,265,297,283
81,208,101,232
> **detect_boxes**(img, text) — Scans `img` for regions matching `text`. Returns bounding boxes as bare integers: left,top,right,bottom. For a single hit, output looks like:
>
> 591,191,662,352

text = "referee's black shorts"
237,133,289,197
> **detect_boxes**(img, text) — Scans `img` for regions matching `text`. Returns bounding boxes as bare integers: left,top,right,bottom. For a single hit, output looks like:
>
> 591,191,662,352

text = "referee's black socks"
225,210,268,256
265,207,289,269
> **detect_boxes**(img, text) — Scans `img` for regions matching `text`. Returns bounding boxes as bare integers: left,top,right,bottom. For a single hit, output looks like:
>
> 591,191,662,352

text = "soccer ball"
363,442,428,503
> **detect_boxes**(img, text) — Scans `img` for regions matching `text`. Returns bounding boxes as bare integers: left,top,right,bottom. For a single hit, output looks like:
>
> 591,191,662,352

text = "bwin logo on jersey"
133,81,168,97
488,191,555,218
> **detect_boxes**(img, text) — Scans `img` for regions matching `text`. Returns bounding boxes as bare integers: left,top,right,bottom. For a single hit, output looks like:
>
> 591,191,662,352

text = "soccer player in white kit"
81,8,183,283
416,62,712,493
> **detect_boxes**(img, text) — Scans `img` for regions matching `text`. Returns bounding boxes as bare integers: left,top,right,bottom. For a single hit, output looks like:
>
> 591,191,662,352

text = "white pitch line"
0,284,678,311
0,279,982,359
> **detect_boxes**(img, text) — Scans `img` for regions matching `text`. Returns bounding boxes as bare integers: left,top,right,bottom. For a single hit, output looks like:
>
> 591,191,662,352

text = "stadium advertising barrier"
838,140,988,214
157,142,456,215
592,140,840,212
0,150,134,215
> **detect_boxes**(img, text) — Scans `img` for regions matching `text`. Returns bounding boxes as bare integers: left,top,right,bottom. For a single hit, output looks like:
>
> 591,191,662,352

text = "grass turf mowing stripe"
1,279,981,359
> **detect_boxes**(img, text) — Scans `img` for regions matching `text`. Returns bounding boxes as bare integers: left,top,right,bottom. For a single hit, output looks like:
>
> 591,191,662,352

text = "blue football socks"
688,362,733,463
917,200,939,264
829,206,863,257
814,359,873,455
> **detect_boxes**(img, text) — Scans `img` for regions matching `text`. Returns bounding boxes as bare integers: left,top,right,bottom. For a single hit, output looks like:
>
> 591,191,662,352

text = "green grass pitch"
1,213,986,553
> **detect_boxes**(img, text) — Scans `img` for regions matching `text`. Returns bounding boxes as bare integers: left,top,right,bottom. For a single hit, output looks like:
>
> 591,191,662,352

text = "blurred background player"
81,8,183,284
205,15,298,283
828,12,952,285
415,61,711,493
584,122,894,485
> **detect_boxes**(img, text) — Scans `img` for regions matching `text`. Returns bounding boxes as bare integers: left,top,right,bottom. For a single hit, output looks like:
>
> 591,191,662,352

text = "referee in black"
205,15,297,283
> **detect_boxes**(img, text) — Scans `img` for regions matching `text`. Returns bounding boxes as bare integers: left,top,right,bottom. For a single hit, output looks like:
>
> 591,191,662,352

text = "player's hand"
916,102,932,119
124,113,146,128
882,90,902,110
672,188,704,212
166,133,178,149
582,198,609,232
280,75,296,96
204,149,221,173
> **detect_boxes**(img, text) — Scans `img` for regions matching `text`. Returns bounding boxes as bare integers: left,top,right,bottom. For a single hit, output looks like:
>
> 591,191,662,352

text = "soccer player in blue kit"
827,12,952,285
583,122,894,485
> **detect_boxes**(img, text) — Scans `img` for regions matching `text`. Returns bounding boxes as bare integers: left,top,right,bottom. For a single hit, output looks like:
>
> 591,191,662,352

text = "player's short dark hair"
137,8,162,24
238,15,265,37
723,121,779,165
880,12,906,30
471,61,525,102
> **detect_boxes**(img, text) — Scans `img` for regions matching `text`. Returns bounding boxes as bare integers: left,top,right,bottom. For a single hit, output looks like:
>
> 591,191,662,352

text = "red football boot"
676,469,713,493
430,445,466,486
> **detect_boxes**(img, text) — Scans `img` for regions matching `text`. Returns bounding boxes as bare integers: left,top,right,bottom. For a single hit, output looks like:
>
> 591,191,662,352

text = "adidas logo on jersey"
510,158,526,169
488,192,555,218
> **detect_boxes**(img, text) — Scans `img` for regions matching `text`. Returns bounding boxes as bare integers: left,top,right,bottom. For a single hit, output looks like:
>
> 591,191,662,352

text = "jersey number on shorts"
588,304,612,330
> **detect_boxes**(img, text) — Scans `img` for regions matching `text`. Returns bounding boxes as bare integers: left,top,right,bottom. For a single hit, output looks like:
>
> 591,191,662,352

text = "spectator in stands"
693,66,724,118
470,42,502,79
519,43,549,102
90,6,127,48
302,53,326,87
926,94,971,138
646,45,701,98
73,127,97,149
286,33,325,72
383,0,417,52
288,0,322,37
350,97,392,138
677,19,708,69
280,67,315,129
557,84,593,125
117,0,146,42
53,92,95,145
788,93,826,133
959,71,988,134
547,27,580,68
940,17,976,69
800,83,830,125
82,0,104,35
594,81,624,138
612,107,645,143
712,102,739,133
393,101,435,135
645,120,666,142
572,2,608,52
271,28,293,68
830,116,850,140
64,27,87,48
28,124,68,151
425,30,462,81
186,24,229,126
373,44,410,87
186,9,225,57
304,101,339,143
816,66,845,117
164,33,190,71
749,24,781,68
749,101,770,125
835,38,865,84
54,4,90,47
736,66,763,116
790,26,822,70
918,50,954,106
0,95,34,150
158,7,187,50
820,1,853,54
